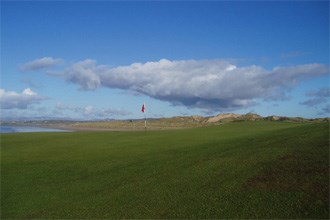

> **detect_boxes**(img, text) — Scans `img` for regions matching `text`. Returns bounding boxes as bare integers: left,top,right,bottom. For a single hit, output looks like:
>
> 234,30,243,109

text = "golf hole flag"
141,103,145,113
142,103,147,130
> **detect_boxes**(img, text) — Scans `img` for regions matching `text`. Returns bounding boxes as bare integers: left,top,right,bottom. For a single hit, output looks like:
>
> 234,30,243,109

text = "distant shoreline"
0,125,72,133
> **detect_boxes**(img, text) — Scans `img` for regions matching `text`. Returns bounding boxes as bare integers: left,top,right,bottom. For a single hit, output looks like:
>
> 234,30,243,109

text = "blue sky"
1,1,329,120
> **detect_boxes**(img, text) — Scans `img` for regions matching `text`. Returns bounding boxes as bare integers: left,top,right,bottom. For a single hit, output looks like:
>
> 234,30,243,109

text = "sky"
1,1,329,120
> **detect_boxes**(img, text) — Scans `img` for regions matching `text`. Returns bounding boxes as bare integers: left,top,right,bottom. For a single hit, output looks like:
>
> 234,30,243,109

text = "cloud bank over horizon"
36,58,328,111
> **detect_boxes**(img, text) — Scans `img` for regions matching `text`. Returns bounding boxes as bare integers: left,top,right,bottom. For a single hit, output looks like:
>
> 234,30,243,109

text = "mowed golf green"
1,121,329,218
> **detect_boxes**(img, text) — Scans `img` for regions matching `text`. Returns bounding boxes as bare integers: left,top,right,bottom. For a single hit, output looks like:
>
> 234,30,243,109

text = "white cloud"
63,59,101,90
0,88,46,109
22,88,37,96
45,58,329,111
20,57,62,71
83,105,94,116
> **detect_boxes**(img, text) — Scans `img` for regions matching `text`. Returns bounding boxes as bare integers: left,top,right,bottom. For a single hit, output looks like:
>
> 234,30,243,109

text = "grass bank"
1,121,329,218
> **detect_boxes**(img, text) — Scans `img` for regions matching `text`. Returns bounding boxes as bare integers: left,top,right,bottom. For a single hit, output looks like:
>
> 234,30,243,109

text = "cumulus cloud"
63,59,101,90
20,57,62,71
0,88,46,109
46,58,329,111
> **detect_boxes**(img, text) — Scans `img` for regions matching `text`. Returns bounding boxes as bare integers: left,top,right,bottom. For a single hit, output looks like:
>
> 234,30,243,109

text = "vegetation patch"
243,124,329,218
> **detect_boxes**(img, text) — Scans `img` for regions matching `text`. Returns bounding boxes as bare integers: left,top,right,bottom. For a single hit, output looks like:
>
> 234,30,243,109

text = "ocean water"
0,125,70,133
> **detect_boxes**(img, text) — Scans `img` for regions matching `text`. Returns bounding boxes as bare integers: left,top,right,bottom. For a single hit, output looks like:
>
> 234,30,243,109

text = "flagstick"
142,103,147,131
144,111,147,131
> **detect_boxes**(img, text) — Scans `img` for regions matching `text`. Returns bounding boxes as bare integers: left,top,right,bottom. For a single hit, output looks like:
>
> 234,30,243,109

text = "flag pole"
142,103,147,131
144,111,147,131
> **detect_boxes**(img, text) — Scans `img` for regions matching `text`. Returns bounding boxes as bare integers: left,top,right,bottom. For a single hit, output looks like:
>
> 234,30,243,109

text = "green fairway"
1,121,329,218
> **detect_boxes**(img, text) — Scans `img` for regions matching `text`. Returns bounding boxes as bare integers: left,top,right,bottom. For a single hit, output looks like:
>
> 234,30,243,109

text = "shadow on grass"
243,152,329,218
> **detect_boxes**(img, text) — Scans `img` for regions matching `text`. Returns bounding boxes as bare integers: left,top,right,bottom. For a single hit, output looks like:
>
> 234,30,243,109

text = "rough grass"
1,121,329,218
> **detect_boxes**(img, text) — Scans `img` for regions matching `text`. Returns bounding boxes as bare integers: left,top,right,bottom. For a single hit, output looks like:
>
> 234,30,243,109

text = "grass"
70,116,205,130
1,121,329,218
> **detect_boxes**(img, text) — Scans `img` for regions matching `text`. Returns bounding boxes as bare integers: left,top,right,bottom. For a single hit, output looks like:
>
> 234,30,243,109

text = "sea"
0,125,70,133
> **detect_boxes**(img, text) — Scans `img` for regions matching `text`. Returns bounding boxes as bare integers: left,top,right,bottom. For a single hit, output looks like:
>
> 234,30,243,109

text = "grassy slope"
1,121,329,218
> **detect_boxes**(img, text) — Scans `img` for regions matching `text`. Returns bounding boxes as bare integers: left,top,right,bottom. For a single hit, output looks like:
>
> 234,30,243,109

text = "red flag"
141,103,145,113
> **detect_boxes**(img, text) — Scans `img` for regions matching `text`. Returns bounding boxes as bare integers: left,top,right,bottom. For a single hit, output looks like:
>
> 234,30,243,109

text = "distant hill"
163,113,328,125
